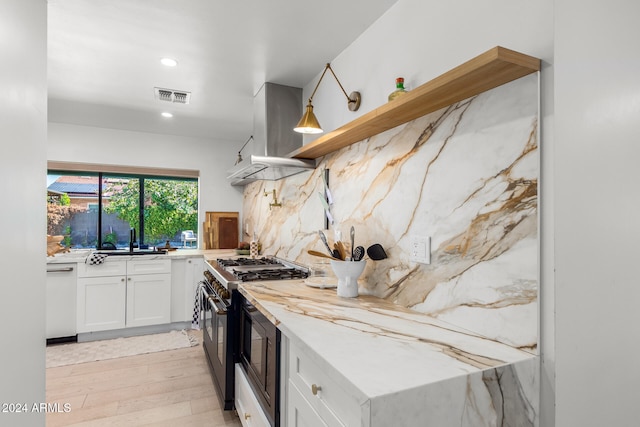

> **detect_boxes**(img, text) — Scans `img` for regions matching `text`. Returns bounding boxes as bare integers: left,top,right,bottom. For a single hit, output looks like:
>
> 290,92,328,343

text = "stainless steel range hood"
227,83,316,186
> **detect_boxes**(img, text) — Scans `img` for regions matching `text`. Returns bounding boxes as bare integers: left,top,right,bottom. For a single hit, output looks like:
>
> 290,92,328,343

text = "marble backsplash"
242,74,539,352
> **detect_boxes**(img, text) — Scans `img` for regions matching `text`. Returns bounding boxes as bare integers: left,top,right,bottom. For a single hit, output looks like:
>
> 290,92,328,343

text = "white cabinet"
184,257,203,321
46,263,78,339
126,259,171,328
77,261,127,333
170,256,204,323
77,274,127,332
126,273,171,327
235,364,271,427
282,334,363,427
77,258,171,333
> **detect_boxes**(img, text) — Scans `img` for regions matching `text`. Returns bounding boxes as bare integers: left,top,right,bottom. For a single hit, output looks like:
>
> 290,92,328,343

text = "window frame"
47,164,199,250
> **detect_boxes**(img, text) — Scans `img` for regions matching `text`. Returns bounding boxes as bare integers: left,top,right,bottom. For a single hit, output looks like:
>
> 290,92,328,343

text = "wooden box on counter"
203,211,239,249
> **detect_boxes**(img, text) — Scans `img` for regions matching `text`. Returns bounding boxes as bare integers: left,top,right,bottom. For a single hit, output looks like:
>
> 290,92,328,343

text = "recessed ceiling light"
161,112,173,118
160,58,178,67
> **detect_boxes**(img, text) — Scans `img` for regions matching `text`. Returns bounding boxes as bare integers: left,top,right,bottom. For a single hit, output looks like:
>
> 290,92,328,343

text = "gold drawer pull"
311,384,322,395
244,412,251,420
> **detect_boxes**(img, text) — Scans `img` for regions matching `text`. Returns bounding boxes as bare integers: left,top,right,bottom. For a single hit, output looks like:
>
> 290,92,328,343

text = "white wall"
555,0,640,425
48,123,244,243
302,0,553,144
299,0,556,425
0,1,47,425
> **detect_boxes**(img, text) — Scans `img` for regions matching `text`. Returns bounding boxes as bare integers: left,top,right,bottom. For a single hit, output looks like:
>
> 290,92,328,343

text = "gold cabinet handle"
244,412,251,420
311,384,322,395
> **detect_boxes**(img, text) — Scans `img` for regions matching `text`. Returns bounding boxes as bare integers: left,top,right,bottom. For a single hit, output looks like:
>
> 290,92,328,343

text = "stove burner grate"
217,257,282,268
233,267,309,282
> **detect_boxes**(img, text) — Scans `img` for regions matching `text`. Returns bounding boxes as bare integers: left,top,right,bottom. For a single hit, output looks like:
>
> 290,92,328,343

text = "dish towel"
192,281,206,330
86,252,108,265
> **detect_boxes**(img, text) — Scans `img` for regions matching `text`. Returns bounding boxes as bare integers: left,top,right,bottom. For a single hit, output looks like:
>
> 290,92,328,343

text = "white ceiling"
47,0,399,143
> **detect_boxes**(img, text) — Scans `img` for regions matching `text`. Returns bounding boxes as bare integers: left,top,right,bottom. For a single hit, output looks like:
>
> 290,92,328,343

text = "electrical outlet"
410,236,430,264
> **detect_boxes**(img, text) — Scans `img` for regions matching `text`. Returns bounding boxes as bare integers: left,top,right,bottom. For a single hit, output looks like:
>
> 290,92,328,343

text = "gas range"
200,255,306,423
205,256,310,293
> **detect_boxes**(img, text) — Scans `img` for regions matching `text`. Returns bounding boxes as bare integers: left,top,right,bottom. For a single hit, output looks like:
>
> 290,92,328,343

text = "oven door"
202,286,235,410
239,294,280,426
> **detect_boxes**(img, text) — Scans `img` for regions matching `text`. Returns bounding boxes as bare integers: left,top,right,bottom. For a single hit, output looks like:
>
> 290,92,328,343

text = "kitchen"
4,0,640,427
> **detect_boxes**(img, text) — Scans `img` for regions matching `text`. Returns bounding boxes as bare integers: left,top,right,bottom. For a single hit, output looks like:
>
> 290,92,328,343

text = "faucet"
129,228,137,252
264,189,282,210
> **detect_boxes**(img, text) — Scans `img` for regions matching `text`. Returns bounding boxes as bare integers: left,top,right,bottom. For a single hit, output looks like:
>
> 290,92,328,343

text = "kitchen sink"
94,249,168,256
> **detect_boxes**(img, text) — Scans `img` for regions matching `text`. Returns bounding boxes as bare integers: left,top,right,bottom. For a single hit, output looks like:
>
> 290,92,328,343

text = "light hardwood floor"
46,330,242,427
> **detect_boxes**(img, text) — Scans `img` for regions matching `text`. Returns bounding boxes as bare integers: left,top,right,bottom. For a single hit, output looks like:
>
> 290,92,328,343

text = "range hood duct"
227,83,316,186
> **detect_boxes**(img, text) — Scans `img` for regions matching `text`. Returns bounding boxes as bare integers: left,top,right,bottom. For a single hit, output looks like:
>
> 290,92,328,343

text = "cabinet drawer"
288,379,329,427
127,259,171,275
77,260,126,278
288,340,356,427
235,364,271,427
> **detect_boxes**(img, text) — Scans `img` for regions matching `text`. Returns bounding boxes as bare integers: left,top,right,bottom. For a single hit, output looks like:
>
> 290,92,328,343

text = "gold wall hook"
264,189,282,209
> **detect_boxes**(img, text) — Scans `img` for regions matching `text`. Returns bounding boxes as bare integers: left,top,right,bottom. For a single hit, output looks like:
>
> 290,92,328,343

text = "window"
47,170,198,250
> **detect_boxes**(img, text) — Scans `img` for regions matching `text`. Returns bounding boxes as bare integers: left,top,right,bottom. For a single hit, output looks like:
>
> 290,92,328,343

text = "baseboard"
77,321,192,343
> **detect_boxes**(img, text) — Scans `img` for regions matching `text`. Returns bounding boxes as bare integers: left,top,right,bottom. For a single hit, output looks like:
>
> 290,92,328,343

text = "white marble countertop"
238,280,536,400
46,248,236,264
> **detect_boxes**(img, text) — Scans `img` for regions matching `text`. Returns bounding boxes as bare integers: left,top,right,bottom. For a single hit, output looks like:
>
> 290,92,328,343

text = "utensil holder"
330,260,365,298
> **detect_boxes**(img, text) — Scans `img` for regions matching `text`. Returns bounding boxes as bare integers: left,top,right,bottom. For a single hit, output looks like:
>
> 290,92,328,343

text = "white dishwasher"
46,263,77,341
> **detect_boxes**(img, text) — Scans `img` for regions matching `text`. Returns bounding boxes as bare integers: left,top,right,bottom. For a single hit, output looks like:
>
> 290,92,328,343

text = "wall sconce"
234,135,254,165
294,63,361,134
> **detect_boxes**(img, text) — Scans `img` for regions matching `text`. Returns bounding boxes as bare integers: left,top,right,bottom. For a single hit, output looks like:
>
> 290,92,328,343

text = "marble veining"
240,280,539,426
365,357,538,426
240,281,534,396
243,74,539,352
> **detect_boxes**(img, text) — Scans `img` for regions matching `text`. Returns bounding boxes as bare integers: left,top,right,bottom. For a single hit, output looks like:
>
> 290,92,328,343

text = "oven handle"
201,284,228,316
245,304,258,313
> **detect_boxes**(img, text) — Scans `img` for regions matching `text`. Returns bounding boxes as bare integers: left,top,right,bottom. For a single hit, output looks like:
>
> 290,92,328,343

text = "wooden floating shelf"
288,46,540,160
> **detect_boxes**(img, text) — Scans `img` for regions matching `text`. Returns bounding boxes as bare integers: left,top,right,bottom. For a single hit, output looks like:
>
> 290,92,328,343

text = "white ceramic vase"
330,260,366,298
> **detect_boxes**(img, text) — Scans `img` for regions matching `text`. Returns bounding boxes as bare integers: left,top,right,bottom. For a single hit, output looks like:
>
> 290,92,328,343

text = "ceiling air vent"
154,87,191,104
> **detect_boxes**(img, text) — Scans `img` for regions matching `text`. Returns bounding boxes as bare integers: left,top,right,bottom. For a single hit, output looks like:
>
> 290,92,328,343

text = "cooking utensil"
307,250,339,260
366,243,388,260
318,230,334,257
353,246,365,261
317,192,334,225
350,226,355,259
335,241,347,260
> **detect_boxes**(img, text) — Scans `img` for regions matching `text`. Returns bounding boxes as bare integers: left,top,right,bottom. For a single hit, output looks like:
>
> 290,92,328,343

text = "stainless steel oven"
238,292,280,427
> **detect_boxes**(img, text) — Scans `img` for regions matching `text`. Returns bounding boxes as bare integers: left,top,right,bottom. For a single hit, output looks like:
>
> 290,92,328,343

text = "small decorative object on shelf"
388,77,408,101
